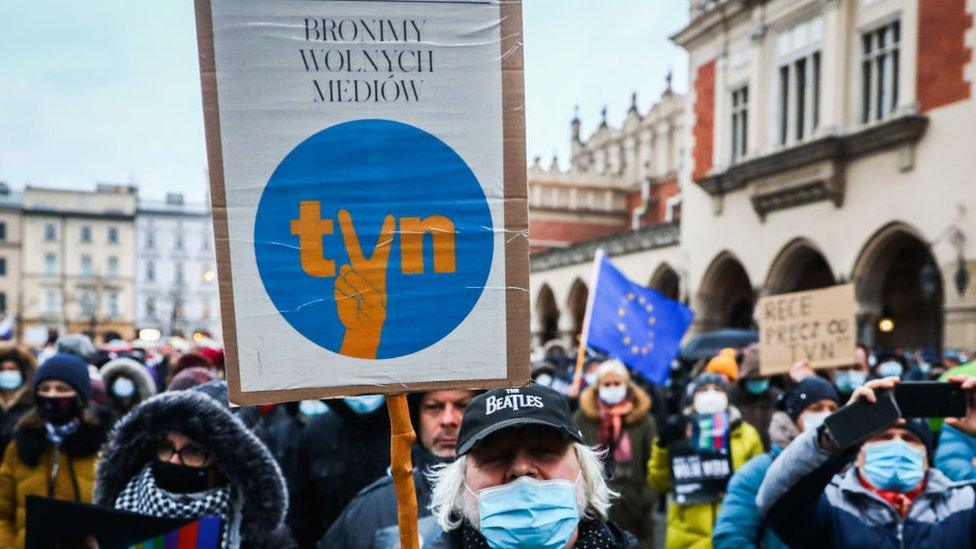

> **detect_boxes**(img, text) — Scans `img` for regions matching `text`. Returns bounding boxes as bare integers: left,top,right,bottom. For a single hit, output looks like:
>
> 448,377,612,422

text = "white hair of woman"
596,359,630,385
427,443,615,531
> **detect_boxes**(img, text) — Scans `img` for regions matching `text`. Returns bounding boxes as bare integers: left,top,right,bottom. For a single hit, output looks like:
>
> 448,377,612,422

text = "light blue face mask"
743,378,770,395
111,377,136,399
344,394,386,415
878,361,904,378
469,475,580,549
862,439,926,493
834,370,867,394
0,370,23,391
299,399,328,417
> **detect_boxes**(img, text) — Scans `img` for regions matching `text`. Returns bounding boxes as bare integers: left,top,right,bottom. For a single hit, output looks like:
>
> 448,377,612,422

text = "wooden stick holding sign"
387,394,419,549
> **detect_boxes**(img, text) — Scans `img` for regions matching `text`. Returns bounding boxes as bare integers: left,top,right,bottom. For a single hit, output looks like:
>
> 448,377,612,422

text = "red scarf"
598,396,634,463
858,471,927,518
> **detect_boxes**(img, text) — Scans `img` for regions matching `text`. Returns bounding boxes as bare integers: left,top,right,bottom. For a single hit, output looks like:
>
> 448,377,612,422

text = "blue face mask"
111,377,136,399
878,361,903,378
834,370,867,394
299,399,328,417
469,475,580,549
862,439,926,493
743,378,770,395
344,395,385,415
0,370,23,391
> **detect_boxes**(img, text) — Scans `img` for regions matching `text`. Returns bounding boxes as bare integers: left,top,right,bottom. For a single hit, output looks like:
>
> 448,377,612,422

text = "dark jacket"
320,445,447,548
574,383,656,546
94,391,290,548
757,428,976,548
729,384,783,451
287,399,391,548
0,347,37,453
423,519,639,549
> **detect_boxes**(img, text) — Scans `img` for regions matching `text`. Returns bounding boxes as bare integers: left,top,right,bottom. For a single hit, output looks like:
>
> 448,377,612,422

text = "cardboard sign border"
755,283,857,376
194,0,529,405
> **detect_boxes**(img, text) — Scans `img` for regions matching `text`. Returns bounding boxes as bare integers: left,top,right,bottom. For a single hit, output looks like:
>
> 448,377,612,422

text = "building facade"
20,185,138,344
0,185,23,333
135,193,220,340
530,0,976,355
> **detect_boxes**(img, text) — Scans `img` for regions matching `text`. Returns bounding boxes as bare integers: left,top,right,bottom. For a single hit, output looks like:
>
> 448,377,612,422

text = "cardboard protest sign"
194,0,529,403
756,284,857,375
668,445,733,505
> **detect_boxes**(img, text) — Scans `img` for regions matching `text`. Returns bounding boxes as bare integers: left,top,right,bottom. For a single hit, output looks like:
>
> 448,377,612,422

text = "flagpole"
570,248,605,396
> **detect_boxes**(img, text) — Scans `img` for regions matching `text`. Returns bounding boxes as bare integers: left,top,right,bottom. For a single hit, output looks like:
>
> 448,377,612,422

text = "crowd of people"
0,329,972,547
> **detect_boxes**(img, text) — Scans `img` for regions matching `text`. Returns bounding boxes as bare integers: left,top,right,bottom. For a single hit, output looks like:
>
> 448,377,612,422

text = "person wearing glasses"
94,386,291,548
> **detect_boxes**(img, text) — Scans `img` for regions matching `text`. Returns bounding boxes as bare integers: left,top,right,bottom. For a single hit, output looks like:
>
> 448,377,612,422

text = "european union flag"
582,250,694,384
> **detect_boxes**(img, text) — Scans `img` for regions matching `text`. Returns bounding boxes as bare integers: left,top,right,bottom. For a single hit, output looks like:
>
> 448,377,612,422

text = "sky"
0,1,688,200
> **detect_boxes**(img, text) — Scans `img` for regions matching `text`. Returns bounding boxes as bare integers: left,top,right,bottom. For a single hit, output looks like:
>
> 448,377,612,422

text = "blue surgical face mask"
744,378,770,395
834,370,867,394
299,399,328,417
344,394,385,415
0,370,23,391
468,475,581,549
878,361,904,378
862,439,926,493
111,377,136,399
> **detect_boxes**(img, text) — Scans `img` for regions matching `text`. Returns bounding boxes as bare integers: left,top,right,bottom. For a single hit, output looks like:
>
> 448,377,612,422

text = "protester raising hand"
935,375,976,482
942,375,976,436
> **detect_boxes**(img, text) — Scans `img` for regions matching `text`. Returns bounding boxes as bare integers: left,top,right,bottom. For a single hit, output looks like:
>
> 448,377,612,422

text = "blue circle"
254,119,493,359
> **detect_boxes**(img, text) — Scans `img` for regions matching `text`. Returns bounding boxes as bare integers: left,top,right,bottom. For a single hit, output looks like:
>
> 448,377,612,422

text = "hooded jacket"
287,398,391,548
0,347,36,452
647,405,764,549
574,382,657,546
757,427,976,548
94,391,288,548
0,407,112,547
99,357,156,414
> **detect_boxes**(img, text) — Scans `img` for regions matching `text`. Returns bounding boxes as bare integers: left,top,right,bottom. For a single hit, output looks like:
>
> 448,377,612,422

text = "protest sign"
756,283,857,375
668,445,733,505
194,0,529,404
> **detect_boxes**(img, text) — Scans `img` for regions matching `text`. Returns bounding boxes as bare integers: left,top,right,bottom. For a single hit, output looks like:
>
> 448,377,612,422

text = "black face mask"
152,459,212,494
35,395,82,426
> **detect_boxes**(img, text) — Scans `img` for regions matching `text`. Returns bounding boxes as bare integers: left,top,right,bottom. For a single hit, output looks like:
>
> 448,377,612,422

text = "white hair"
427,442,616,531
596,359,630,385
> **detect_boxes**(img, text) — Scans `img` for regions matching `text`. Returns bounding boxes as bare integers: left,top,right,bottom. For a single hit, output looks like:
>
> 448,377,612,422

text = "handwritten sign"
195,0,529,404
756,284,857,375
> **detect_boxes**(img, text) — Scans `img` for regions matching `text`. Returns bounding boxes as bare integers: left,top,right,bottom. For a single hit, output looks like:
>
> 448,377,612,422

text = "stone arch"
535,284,560,344
566,278,589,342
650,263,681,302
765,238,836,295
697,251,756,331
852,222,943,349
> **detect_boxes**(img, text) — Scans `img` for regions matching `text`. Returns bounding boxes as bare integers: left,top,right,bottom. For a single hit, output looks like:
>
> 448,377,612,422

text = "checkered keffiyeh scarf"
115,464,237,548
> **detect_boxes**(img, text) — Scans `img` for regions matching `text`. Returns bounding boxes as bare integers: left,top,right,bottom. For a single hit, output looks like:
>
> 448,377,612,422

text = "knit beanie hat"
781,376,839,422
900,418,934,461
705,348,739,381
166,366,217,392
687,372,731,398
34,353,93,404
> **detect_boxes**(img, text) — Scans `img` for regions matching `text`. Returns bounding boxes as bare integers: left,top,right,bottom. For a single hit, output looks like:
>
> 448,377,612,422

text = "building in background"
135,193,220,341
0,184,23,335
529,0,976,354
20,184,137,344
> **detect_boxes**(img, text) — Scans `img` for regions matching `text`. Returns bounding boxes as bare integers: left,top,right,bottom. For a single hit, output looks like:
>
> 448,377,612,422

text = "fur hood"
100,358,156,402
93,391,287,545
0,345,37,410
578,383,651,425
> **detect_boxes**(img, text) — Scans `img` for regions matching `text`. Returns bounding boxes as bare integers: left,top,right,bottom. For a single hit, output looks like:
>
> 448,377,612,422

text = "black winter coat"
287,399,391,548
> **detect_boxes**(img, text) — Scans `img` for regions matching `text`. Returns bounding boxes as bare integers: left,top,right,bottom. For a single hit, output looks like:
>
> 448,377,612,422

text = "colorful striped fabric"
130,515,221,549
693,412,730,454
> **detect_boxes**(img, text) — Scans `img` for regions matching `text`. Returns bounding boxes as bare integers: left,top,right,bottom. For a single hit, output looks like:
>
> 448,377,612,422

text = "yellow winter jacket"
0,411,106,548
648,409,764,549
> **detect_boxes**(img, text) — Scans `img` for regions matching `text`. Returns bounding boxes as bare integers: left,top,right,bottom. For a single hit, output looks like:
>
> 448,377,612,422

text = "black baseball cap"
456,384,584,456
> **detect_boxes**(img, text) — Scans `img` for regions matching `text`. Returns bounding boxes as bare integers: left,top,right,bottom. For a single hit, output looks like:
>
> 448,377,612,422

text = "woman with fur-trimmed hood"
574,359,657,547
94,389,289,548
0,346,37,451
100,357,156,416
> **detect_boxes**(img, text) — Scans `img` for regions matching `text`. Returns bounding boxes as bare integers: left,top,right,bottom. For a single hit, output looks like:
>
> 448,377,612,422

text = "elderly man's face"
465,426,580,492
